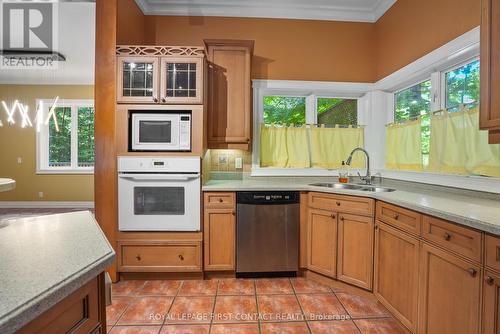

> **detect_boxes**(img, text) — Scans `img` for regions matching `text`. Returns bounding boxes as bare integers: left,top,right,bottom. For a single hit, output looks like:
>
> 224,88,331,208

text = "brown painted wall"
374,0,480,80
117,0,146,45
134,16,377,82
0,85,94,201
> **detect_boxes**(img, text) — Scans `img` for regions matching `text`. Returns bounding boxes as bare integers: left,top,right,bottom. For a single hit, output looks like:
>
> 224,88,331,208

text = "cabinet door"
308,208,337,278
160,57,203,104
117,56,159,103
418,242,481,334
206,41,253,149
374,222,419,333
337,213,374,290
483,270,500,334
204,208,236,271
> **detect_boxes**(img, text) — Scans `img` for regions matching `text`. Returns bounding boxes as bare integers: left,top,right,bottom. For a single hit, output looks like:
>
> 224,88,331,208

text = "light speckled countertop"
203,178,500,235
0,178,15,192
0,211,115,334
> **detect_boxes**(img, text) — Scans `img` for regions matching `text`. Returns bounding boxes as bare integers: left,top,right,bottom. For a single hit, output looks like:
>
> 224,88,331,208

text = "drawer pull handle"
486,276,495,285
330,213,336,219
467,268,477,277
136,255,141,261
393,213,399,220
336,201,341,206
178,255,184,261
218,198,224,203
443,232,452,241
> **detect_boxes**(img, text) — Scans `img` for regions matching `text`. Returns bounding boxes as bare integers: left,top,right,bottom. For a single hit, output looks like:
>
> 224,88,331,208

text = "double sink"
309,182,396,193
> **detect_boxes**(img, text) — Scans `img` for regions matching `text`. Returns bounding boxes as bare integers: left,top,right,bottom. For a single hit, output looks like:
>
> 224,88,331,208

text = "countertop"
0,211,115,334
0,178,15,192
203,178,500,235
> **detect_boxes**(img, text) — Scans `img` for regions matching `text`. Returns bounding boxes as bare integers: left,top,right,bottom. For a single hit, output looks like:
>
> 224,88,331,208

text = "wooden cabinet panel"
481,0,500,140
205,40,253,150
117,56,159,104
486,235,500,272
118,241,202,272
422,216,483,263
300,192,308,268
204,208,236,271
483,270,500,334
337,213,374,290
204,192,235,209
17,274,104,334
308,192,374,217
418,242,481,334
374,221,419,333
308,208,337,278
376,201,421,236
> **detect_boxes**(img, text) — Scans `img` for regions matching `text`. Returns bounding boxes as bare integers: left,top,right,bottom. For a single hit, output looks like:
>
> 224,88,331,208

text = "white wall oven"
118,156,200,231
129,111,191,151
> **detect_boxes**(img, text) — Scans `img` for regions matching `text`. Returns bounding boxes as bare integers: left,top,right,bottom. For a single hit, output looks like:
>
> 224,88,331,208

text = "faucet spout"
345,147,371,185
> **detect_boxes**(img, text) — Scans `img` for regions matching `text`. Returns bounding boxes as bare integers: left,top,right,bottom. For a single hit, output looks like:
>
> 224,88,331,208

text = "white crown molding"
0,201,94,208
135,0,397,23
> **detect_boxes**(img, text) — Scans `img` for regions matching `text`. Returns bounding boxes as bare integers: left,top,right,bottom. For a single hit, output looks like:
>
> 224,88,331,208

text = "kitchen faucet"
345,147,371,185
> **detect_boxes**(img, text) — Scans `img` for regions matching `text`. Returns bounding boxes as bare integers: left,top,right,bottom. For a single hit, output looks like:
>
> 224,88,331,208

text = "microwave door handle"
118,174,200,181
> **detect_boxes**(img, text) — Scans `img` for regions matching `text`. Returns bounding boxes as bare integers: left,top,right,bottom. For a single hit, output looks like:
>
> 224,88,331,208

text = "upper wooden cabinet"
205,39,254,150
481,0,500,143
116,46,205,105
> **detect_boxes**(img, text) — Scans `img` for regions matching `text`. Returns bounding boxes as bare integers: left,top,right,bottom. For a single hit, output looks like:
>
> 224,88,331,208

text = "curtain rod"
261,123,366,128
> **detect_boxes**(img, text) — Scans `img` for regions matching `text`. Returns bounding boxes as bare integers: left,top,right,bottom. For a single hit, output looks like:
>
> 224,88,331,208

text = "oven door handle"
118,174,200,181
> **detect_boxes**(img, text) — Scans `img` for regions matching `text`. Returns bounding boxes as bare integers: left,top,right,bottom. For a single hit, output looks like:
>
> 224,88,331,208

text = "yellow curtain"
260,125,310,168
310,126,364,169
429,108,500,177
385,119,423,171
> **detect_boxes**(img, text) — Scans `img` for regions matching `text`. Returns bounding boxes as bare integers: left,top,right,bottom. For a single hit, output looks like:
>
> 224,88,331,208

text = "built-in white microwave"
130,112,191,151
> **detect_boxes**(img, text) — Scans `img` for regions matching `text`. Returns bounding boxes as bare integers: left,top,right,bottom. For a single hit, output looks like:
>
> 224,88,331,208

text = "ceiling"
135,0,397,23
0,3,95,85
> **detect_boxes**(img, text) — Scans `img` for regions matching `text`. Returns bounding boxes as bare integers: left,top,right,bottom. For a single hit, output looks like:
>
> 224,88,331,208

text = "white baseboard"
0,201,94,209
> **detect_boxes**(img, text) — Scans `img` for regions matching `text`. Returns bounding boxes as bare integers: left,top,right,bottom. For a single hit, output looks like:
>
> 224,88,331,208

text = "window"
37,99,94,173
394,80,431,165
317,98,357,125
444,59,480,112
263,96,306,125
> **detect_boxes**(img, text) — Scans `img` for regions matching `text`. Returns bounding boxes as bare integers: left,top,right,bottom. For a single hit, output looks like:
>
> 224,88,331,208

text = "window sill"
251,166,365,177
36,168,94,175
379,169,500,194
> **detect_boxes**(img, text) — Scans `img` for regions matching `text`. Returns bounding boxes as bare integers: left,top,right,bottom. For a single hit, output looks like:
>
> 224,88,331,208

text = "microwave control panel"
179,114,191,150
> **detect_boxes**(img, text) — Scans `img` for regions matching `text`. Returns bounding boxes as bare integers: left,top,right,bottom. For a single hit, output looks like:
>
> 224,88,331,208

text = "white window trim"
251,80,372,176
36,99,94,174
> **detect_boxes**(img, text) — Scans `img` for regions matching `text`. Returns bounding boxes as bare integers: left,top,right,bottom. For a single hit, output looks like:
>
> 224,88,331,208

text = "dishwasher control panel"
237,191,300,205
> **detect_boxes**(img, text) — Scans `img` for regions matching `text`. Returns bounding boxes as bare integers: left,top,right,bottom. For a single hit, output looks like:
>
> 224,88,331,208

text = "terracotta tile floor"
108,278,408,334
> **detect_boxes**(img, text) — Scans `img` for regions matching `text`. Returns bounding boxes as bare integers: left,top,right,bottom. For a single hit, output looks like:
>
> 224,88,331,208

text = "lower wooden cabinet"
308,208,337,278
337,213,374,290
374,221,419,333
418,242,481,334
483,270,500,334
203,208,236,270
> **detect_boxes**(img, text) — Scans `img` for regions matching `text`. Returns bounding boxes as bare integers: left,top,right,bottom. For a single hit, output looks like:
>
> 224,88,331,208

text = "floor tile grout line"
290,278,313,334
208,279,219,334
159,280,183,333
252,279,262,334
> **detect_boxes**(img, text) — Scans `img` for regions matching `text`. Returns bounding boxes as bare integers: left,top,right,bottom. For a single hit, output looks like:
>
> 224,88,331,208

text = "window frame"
36,99,95,174
252,80,371,176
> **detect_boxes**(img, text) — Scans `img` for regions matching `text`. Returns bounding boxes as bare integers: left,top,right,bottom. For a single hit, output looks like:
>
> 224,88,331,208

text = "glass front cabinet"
117,56,203,104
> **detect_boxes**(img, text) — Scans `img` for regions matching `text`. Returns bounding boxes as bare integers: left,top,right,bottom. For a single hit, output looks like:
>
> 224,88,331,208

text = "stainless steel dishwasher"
236,191,299,276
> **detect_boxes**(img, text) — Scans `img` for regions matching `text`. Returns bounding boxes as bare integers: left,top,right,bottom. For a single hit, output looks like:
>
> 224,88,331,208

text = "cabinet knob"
467,268,477,277
336,201,341,206
486,276,495,285
443,232,452,241
246,138,250,142
178,255,184,261
218,198,223,203
153,97,159,103
136,255,141,261
161,97,167,103
375,225,379,230
340,216,345,221
330,213,336,219
393,213,399,220
232,211,236,216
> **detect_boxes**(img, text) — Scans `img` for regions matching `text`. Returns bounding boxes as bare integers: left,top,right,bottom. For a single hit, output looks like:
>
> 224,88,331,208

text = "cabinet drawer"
485,235,500,271
376,201,421,236
204,192,235,208
422,216,483,263
118,241,202,272
309,192,374,217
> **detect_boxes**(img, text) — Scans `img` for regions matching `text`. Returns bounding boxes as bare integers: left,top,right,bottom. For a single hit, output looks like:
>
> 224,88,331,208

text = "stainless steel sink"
309,183,396,193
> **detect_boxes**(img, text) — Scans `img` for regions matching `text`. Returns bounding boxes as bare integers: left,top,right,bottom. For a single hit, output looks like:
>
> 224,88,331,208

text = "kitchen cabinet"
205,39,253,150
308,208,337,278
481,0,500,143
376,201,421,236
203,192,236,271
117,55,204,104
418,242,481,334
483,270,500,334
374,221,419,333
299,192,309,268
337,213,374,290
485,235,500,272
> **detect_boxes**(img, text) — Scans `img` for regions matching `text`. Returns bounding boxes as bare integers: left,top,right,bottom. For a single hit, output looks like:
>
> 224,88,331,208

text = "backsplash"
203,149,252,181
